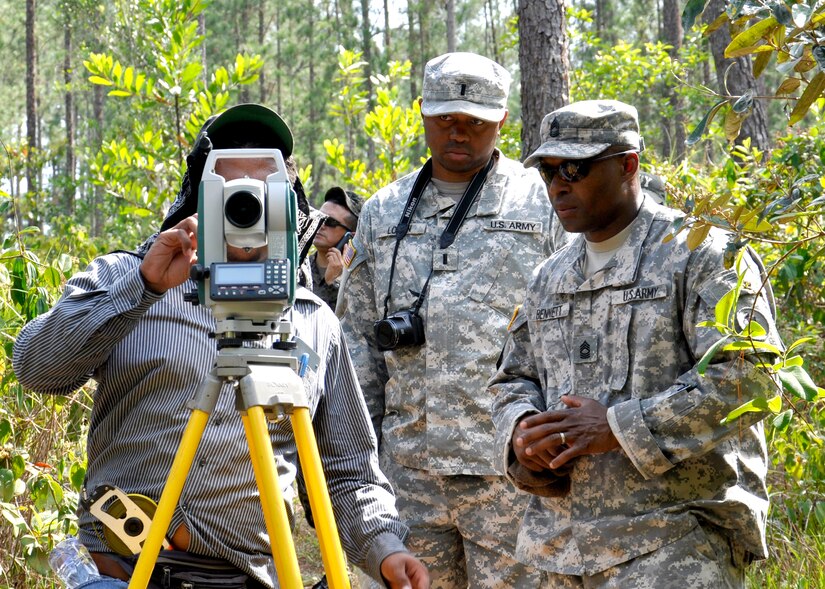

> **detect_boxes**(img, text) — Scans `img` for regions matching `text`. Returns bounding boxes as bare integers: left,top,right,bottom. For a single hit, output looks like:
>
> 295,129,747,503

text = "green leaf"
0,419,11,445
789,71,825,125
725,17,779,58
721,396,770,424
682,0,709,31
70,463,86,493
697,335,731,375
779,355,804,368
715,287,737,326
741,320,767,338
43,266,61,289
181,62,202,85
0,469,14,502
723,340,783,354
777,364,820,401
88,75,113,86
772,409,793,431
785,337,814,355
686,100,728,145
11,455,25,479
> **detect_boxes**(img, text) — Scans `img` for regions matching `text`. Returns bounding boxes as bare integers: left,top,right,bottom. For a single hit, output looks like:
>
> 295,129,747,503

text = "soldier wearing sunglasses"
311,187,362,309
490,99,781,588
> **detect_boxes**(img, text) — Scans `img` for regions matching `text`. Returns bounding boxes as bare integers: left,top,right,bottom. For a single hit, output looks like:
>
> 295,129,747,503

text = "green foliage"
568,8,710,159
1,202,93,586
692,250,824,424
685,0,825,142
323,50,424,198
82,0,264,243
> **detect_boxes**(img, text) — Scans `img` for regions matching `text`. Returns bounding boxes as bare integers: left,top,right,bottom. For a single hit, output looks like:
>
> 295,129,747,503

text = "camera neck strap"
381,154,496,319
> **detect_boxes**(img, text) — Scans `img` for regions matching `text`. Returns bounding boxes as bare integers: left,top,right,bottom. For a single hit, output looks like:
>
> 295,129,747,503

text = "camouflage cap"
324,186,363,218
420,52,511,123
523,100,643,167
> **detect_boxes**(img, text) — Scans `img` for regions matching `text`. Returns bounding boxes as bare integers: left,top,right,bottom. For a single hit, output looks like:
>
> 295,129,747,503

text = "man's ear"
623,152,640,178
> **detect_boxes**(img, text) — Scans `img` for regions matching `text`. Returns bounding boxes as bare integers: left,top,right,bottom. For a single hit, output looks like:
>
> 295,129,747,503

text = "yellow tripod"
127,319,350,589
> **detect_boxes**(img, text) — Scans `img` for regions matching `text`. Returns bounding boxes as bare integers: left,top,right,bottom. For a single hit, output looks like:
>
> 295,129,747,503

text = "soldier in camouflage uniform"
338,52,568,588
490,99,782,588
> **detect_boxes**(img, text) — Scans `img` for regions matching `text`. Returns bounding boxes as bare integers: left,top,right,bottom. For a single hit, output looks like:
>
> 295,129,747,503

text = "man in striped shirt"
13,104,428,589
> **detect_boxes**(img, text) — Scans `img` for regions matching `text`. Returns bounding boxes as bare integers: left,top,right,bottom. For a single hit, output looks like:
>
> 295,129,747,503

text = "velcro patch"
612,283,668,305
342,241,357,268
486,219,544,233
534,303,569,321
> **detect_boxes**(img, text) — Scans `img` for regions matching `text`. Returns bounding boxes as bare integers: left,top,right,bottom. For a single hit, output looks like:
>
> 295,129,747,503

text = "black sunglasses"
537,150,638,185
323,216,354,232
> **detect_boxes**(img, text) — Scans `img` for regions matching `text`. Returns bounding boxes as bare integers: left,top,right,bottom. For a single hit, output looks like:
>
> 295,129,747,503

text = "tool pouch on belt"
150,551,250,589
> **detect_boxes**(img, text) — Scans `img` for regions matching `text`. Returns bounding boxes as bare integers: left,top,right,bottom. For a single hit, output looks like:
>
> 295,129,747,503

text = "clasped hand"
513,395,620,473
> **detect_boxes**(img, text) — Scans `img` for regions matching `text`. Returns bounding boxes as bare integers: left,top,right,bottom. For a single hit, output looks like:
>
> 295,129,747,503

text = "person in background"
337,52,568,588
13,104,428,589
311,187,362,309
490,99,781,588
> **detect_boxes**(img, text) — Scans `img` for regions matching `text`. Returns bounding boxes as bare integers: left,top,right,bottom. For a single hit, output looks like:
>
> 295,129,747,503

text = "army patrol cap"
420,52,511,123
524,99,644,167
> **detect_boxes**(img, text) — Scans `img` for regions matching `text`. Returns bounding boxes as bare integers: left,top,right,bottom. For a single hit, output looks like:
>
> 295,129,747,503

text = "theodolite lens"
225,190,263,228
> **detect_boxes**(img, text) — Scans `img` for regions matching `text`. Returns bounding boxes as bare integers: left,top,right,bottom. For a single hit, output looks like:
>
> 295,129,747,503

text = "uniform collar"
554,196,660,293
418,149,505,219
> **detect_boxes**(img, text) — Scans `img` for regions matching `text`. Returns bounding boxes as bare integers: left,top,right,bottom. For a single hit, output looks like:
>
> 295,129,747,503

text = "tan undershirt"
583,222,634,279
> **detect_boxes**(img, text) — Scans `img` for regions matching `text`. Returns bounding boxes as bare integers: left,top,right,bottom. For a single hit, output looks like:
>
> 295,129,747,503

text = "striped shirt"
12,252,409,587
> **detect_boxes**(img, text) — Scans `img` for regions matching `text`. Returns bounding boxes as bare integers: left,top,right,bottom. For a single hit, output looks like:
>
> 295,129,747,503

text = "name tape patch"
486,219,543,233
612,283,668,305
534,303,569,321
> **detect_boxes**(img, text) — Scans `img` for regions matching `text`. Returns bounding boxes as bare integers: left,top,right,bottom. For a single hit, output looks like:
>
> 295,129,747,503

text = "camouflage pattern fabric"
490,196,780,579
339,150,567,475
338,150,568,585
523,100,644,166
378,458,543,589
534,525,746,588
420,52,511,122
309,253,340,310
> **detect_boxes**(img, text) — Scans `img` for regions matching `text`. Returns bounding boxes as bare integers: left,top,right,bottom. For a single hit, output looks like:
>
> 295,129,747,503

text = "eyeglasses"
323,216,354,232
537,150,638,185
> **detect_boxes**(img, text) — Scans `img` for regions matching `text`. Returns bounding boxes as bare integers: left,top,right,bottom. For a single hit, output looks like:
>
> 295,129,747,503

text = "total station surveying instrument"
126,148,350,589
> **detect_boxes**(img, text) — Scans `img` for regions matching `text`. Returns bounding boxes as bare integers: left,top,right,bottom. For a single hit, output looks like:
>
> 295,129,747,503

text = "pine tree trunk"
25,0,39,221
704,0,771,152
383,0,391,55
64,8,75,215
446,0,456,53
361,0,376,162
92,84,104,238
662,0,685,160
258,5,266,103
518,0,569,160
408,2,418,99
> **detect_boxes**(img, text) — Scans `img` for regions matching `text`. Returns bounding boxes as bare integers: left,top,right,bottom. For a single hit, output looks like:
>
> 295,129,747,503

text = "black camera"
374,310,425,351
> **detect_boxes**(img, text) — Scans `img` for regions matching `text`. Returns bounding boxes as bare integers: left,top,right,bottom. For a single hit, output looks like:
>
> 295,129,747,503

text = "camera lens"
375,319,400,350
225,190,262,228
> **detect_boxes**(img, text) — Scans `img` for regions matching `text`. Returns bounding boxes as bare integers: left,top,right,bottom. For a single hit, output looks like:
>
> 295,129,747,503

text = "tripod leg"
292,407,350,589
128,407,210,589
242,406,303,589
